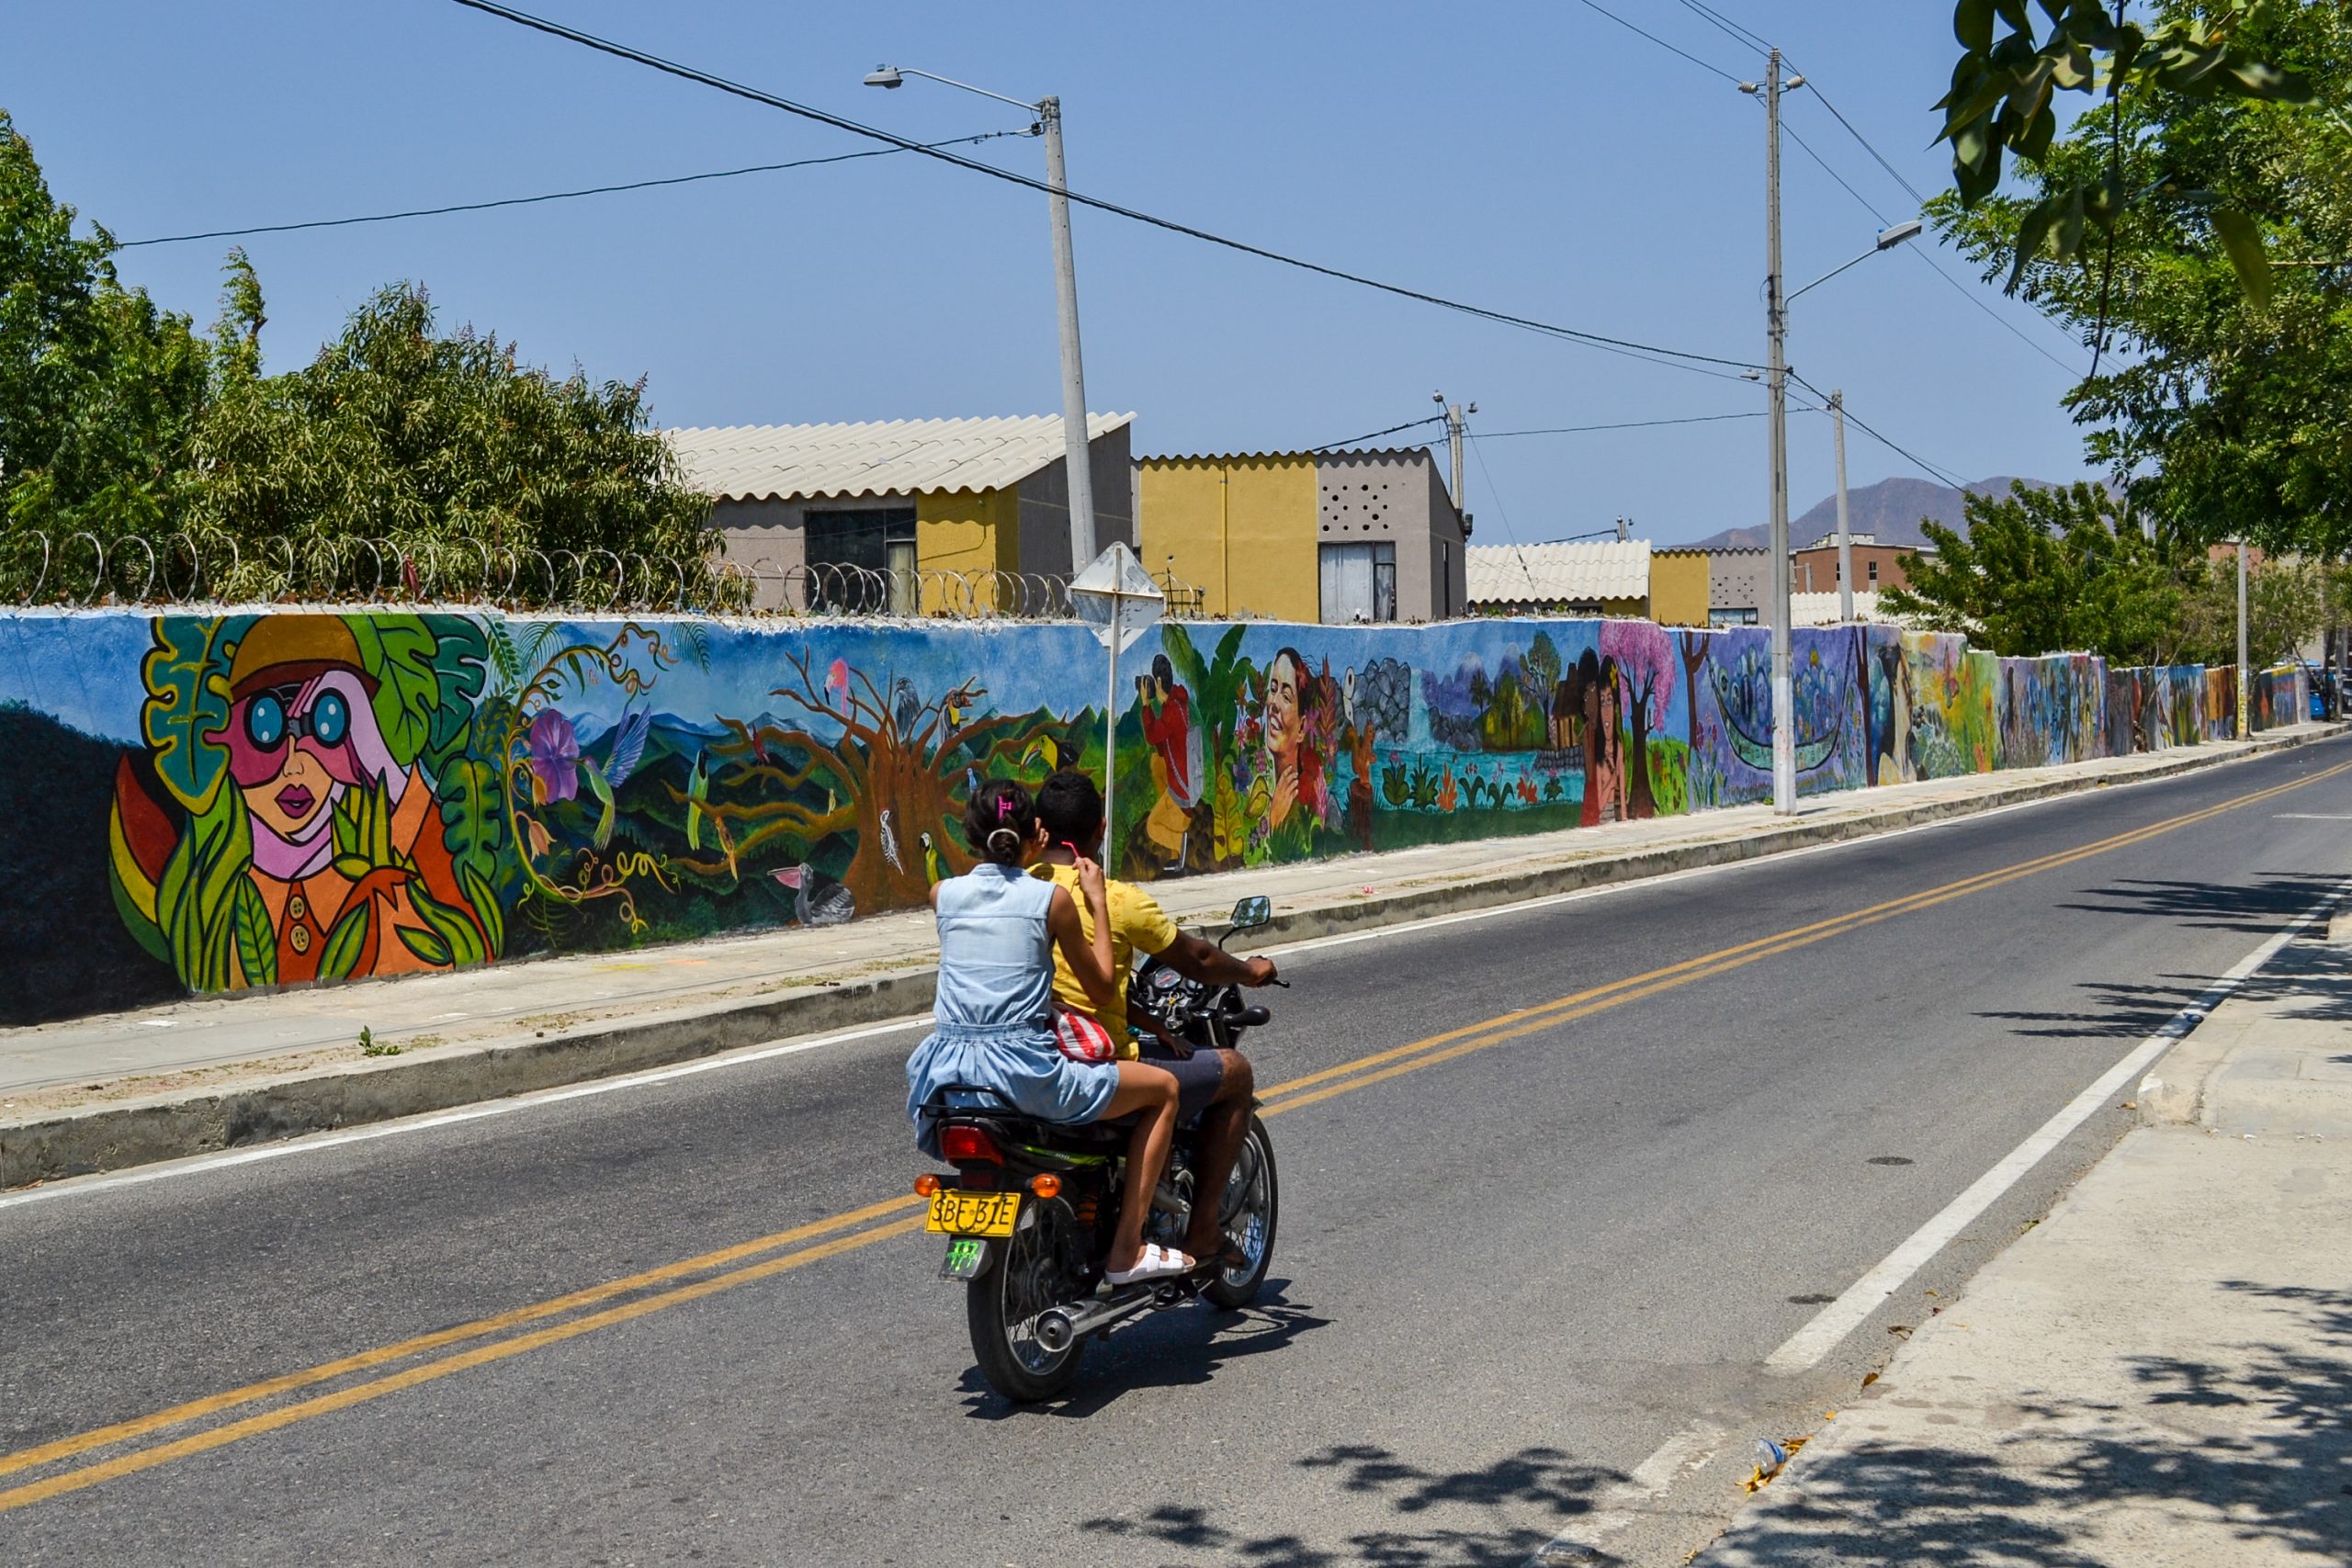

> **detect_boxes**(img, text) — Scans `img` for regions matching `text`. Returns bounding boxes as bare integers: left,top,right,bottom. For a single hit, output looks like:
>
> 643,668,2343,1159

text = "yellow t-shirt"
1028,863,1180,1043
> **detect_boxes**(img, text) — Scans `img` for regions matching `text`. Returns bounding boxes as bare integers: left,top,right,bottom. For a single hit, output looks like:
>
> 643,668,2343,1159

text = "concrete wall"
1707,547,1771,626
1792,541,1917,594
1313,450,1464,623
1015,422,1136,578
0,608,2296,1024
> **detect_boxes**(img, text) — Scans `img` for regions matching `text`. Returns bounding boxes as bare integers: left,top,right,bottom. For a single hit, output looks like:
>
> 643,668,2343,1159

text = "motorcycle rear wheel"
1203,1115,1279,1310
967,1201,1084,1403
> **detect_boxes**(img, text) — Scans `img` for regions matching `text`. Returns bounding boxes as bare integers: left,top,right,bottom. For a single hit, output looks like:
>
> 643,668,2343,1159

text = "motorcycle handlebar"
1236,1004,1272,1028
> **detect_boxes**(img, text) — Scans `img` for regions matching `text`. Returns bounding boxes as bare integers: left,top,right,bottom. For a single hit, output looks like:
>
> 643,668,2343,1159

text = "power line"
1477,411,1768,438
1789,372,1971,490
1568,0,1743,84
1670,0,1771,56
443,0,1766,380
116,131,1028,248
1311,414,1446,451
1783,73,1930,208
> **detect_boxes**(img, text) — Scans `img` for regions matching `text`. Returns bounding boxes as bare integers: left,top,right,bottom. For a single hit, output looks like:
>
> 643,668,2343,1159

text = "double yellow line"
4,753,2340,1514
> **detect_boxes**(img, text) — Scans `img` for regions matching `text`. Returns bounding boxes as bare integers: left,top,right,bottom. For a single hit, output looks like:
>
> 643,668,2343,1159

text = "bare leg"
1097,1062,1182,1275
1183,1051,1255,1261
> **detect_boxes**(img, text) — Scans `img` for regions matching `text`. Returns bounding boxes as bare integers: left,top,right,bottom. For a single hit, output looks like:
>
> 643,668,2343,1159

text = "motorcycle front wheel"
1203,1115,1279,1310
966,1200,1084,1403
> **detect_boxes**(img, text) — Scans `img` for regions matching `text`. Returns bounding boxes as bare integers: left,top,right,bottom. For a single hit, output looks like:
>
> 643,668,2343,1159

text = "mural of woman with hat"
111,613,498,992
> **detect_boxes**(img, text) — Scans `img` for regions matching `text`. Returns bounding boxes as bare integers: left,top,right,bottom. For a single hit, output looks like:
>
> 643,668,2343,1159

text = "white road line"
1,746,2331,1213
1763,877,2351,1373
0,1018,930,1213
1526,1424,1724,1563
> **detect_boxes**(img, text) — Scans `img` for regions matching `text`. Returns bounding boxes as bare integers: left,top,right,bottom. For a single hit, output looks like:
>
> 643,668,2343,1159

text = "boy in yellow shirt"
1030,771,1278,1272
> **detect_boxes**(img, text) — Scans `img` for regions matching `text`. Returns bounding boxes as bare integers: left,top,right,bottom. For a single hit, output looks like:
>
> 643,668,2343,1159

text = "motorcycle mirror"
1227,895,1272,931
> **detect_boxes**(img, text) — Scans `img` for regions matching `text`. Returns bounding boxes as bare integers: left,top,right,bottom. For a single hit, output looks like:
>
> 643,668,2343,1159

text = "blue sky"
12,2,2095,548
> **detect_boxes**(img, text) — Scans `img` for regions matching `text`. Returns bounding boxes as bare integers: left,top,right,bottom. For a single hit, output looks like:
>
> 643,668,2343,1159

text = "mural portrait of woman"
109,613,503,992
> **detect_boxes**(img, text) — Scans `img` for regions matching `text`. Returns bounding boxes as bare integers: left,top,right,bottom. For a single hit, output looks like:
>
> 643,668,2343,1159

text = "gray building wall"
1015,423,1136,577
1707,547,1772,627
1312,449,1466,623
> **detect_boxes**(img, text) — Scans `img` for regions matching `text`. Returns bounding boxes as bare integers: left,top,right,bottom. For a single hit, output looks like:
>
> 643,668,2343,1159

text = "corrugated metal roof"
1790,590,1902,626
668,413,1135,501
1466,540,1651,605
1137,446,1437,464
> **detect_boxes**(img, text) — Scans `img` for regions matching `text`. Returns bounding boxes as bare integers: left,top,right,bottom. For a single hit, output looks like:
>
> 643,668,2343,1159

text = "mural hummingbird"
684,752,710,851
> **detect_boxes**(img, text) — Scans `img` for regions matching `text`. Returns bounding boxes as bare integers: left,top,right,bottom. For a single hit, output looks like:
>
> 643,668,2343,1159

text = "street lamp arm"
1787,246,1875,303
1788,220,1924,303
865,64,1041,113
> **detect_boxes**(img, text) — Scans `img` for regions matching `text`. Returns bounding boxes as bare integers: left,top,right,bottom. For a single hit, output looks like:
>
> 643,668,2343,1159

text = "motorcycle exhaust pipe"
1034,1285,1159,1353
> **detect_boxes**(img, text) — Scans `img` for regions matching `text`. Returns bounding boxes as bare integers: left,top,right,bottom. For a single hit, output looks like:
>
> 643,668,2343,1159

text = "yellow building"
670,414,1136,613
1136,446,1469,622
1647,547,1712,626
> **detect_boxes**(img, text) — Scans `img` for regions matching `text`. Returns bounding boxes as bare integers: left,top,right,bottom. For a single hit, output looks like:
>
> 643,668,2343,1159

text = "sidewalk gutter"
3,724,2337,1190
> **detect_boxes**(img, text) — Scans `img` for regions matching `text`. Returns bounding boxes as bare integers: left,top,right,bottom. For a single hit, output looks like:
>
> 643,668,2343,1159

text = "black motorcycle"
914,896,1281,1402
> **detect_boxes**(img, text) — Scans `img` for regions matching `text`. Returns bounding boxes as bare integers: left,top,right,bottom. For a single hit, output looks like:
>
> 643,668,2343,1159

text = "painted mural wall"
0,609,2309,1024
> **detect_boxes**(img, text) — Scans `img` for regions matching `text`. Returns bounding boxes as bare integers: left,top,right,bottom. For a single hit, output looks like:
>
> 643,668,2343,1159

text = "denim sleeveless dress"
904,863,1118,1155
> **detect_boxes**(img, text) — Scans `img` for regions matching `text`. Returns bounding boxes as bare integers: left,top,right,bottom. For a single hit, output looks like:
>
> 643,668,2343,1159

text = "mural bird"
1022,734,1074,773
772,863,855,926
582,706,650,852
920,829,944,888
825,657,851,715
878,807,904,874
891,676,922,736
941,677,986,729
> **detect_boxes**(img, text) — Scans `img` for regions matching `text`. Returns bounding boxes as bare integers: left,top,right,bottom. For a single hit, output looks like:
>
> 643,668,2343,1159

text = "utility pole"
1742,51,1800,814
2237,537,2251,739
1831,389,1853,624
1434,392,1476,512
1041,96,1097,569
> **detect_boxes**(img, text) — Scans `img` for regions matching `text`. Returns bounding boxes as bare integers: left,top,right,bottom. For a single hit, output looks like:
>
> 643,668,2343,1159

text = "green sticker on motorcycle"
940,1237,985,1280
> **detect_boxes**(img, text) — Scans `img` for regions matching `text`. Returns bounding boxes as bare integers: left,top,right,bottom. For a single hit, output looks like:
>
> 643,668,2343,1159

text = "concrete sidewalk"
2,724,2337,1189
1698,892,2352,1564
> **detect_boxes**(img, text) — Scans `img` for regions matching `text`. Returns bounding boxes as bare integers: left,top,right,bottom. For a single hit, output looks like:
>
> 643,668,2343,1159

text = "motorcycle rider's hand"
1073,853,1108,908
1245,956,1279,987
1149,1022,1194,1059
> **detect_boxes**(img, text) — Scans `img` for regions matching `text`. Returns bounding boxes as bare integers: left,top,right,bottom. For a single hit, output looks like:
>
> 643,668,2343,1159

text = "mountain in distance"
1676,476,2056,551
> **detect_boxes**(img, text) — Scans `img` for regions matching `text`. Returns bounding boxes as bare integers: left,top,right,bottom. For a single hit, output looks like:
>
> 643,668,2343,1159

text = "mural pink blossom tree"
1600,621,1676,820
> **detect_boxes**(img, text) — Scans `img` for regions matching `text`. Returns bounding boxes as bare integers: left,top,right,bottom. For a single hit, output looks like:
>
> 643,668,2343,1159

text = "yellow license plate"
926,1189,1022,1237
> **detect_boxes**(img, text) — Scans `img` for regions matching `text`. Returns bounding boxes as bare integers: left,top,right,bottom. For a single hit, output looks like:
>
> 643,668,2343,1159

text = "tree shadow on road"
2052,871,2344,935
956,1280,1334,1422
1709,1281,2351,1567
1077,1440,1631,1567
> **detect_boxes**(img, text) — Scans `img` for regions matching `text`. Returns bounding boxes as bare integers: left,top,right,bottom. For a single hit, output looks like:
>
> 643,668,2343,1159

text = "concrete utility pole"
1743,51,1802,815
864,66,1100,571
1434,393,1476,511
1040,96,1098,569
1831,389,1853,624
2237,537,2251,739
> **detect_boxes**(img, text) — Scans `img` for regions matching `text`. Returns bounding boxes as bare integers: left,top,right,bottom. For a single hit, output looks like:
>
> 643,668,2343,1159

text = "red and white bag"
1051,1009,1117,1065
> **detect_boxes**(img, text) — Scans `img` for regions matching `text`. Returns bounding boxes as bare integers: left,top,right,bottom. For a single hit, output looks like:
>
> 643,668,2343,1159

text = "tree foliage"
0,112,720,604
1882,479,2335,664
1937,3,2352,557
1938,1,2312,298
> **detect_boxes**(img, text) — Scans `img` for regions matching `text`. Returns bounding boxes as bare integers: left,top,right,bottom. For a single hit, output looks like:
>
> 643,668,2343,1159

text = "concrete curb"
4,725,2337,1190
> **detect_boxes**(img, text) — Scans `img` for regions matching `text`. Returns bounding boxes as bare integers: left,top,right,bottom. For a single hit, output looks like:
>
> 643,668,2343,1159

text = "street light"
864,64,1101,573
1787,220,1922,626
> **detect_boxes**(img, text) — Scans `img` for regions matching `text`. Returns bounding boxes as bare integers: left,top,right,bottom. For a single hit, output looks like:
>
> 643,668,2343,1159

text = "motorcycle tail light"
941,1125,1004,1165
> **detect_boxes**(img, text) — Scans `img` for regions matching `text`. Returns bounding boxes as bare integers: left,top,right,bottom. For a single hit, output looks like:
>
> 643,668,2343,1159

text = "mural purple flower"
527,709,581,804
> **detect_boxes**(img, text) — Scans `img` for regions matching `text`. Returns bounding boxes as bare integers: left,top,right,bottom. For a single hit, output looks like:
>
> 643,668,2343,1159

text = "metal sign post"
1068,542,1164,869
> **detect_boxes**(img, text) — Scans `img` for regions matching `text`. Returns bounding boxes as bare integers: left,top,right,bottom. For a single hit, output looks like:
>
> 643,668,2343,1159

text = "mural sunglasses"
244,686,351,751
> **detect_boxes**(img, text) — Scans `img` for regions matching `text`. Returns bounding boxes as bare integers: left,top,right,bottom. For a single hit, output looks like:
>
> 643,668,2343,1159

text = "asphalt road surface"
6,739,2350,1568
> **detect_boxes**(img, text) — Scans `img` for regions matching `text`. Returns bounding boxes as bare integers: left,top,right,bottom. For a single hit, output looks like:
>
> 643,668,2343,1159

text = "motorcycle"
913,895,1282,1402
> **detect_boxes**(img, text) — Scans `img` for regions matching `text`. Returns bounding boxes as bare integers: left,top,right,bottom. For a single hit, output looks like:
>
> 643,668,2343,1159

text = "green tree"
1938,4,2352,557
1881,480,2191,660
0,111,212,563
1937,0,2312,299
2171,550,2335,665
2,112,726,606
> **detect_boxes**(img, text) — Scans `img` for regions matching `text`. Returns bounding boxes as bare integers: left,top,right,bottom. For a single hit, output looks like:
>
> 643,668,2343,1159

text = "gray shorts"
1138,1039,1227,1122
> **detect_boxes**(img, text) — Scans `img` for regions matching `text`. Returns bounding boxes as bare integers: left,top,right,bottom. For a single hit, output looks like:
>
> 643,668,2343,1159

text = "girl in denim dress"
906,779,1193,1283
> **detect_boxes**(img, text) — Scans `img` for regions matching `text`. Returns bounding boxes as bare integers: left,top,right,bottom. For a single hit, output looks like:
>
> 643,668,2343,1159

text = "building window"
1709,607,1759,627
804,508,916,614
1319,541,1396,624
1868,558,1880,583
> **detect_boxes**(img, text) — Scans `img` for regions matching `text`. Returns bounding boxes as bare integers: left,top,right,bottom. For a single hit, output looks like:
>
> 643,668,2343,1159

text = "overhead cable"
1789,373,1972,490
117,131,1029,248
1670,0,1772,56
1568,0,1743,84
442,0,1767,378
1476,411,1768,438
1311,414,1447,451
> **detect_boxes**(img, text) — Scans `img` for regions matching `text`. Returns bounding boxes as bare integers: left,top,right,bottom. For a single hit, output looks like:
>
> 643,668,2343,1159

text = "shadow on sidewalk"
1717,1283,2351,1567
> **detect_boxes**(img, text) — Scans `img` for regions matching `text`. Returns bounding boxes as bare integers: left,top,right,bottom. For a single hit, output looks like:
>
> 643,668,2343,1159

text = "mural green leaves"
141,616,235,813
349,616,442,772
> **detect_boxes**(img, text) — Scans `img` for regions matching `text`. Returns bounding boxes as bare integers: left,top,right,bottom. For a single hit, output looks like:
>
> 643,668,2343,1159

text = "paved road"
6,738,2349,1567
